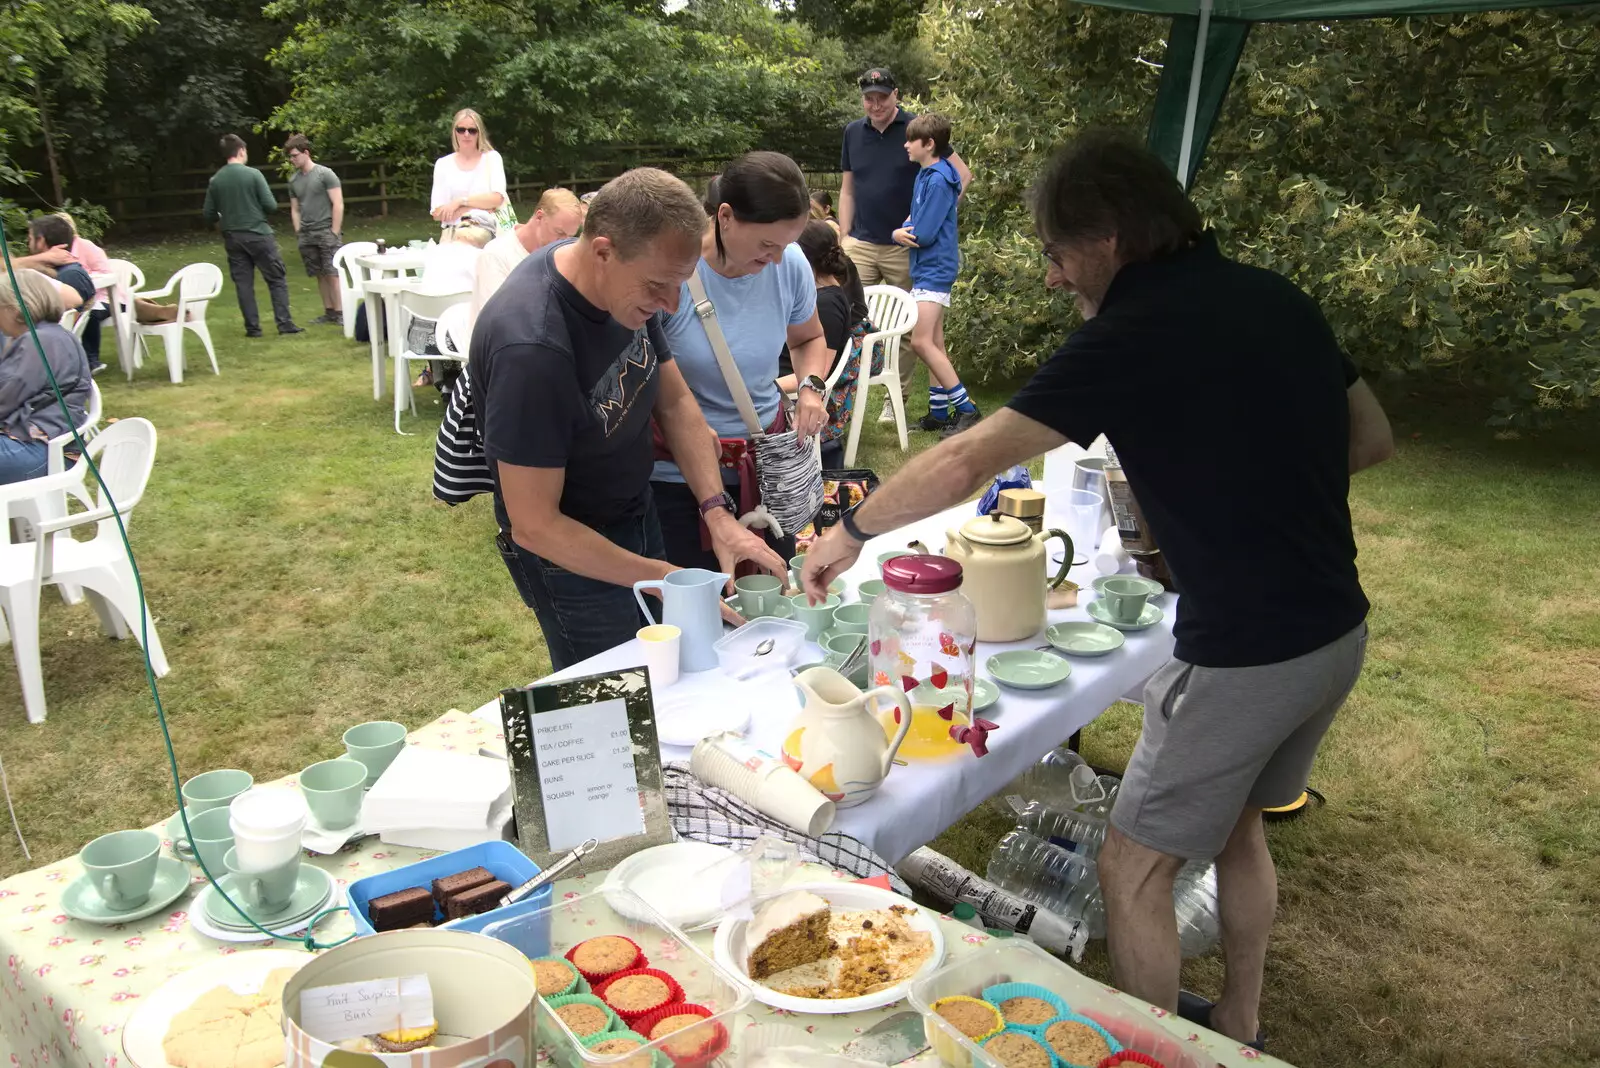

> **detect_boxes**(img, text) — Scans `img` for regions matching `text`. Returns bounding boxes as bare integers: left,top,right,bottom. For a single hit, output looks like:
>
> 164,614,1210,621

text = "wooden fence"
106,154,840,224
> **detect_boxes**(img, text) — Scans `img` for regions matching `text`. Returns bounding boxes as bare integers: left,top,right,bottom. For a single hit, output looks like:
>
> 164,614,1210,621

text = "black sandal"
1176,990,1266,1052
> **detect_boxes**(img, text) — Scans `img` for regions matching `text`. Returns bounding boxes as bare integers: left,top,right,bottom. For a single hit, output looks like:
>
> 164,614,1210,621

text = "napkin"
362,746,511,833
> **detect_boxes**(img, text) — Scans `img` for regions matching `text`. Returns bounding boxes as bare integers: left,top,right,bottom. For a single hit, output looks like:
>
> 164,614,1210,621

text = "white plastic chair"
104,258,146,376
0,418,167,724
333,241,377,340
393,295,470,435
847,285,916,465
59,307,93,340
131,263,222,383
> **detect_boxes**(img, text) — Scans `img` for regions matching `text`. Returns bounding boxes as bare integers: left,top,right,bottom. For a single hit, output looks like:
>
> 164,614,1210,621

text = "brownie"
432,866,495,909
444,879,512,920
368,886,435,931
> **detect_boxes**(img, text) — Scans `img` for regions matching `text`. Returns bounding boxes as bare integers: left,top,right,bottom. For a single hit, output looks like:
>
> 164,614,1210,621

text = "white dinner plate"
713,881,945,1015
122,948,310,1067
601,841,744,929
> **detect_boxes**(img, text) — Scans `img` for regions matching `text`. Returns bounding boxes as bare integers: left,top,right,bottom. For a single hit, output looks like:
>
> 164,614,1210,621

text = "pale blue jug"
634,568,729,673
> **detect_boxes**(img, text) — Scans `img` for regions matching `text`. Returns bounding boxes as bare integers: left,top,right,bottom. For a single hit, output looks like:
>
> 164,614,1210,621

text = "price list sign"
533,699,645,852
501,666,674,871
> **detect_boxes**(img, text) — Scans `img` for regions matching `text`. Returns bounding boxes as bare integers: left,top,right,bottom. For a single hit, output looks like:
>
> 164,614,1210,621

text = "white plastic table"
472,500,1176,864
355,250,424,399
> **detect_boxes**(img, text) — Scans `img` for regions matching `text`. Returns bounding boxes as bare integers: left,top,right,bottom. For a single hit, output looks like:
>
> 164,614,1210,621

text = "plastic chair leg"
844,381,868,468
83,587,129,640
163,328,185,384
0,582,47,723
393,355,414,436
75,565,169,677
887,379,909,452
192,321,219,375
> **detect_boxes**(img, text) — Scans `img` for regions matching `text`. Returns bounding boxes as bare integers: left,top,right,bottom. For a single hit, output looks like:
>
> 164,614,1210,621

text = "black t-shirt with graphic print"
470,240,673,531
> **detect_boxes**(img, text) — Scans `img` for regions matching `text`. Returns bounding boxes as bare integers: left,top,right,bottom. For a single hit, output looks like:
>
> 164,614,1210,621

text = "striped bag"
431,367,494,505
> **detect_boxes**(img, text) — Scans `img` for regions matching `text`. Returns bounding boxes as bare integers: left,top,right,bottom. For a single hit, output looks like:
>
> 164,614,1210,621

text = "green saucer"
986,650,1072,690
1087,597,1165,632
1091,574,1165,600
203,864,335,931
909,677,999,714
1046,621,1127,657
62,856,193,924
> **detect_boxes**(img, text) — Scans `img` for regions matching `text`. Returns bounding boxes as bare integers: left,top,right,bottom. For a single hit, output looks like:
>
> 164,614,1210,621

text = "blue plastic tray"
346,840,553,937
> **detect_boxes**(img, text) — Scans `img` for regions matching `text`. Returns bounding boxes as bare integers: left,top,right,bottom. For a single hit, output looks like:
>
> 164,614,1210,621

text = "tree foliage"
264,0,857,196
924,0,1600,425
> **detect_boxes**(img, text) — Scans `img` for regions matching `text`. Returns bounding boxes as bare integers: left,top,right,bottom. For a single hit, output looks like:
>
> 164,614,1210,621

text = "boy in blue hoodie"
894,113,979,437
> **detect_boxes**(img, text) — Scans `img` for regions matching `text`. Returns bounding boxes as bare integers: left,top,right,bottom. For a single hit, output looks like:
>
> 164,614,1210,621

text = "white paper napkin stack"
363,747,513,850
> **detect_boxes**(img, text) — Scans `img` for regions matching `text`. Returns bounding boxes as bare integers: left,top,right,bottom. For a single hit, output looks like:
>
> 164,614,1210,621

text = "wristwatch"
840,503,874,543
799,374,827,398
698,491,736,518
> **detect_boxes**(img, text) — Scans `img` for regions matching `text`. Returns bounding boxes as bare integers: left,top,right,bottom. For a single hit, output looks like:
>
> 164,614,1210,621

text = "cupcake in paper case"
633,1003,728,1067
982,1028,1055,1068
567,935,647,983
593,968,683,1026
581,1027,672,1068
981,983,1072,1033
1041,1013,1122,1068
1094,1054,1167,1068
545,992,623,1041
533,956,584,999
927,995,1005,1068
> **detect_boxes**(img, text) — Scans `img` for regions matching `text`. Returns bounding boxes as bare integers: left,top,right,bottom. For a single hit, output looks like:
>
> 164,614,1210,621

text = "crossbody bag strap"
686,268,765,438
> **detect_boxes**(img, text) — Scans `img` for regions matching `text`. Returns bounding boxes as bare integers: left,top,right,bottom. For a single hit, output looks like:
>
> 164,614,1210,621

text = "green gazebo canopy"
1087,0,1582,187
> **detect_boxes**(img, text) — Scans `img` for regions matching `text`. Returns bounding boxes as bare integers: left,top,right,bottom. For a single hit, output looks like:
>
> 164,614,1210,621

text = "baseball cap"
857,68,897,94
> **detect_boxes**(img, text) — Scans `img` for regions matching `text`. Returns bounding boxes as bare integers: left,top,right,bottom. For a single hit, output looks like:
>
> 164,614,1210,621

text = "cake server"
499,837,598,907
839,1011,928,1065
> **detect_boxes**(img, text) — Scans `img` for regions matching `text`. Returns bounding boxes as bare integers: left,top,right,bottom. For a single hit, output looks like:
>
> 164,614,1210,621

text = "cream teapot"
944,512,1072,642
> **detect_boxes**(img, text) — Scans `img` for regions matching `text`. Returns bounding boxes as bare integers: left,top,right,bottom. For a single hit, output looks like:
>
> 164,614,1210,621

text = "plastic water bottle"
1007,747,1094,810
1013,799,1108,858
1173,861,1221,958
985,830,1101,926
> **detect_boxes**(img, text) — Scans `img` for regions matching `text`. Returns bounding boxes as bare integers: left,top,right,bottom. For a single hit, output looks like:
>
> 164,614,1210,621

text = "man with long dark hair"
803,130,1394,1046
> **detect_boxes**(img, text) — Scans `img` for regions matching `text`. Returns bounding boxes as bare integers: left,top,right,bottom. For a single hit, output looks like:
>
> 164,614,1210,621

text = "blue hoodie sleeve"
908,170,957,249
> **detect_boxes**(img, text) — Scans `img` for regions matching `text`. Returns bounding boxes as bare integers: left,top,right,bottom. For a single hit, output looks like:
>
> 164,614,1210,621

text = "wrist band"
840,505,872,543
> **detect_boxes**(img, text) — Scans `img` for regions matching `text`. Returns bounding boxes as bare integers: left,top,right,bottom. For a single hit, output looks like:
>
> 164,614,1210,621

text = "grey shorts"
297,228,340,277
1111,623,1368,860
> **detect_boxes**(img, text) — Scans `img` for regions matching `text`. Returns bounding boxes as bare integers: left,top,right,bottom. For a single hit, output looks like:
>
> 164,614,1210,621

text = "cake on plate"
745,890,833,981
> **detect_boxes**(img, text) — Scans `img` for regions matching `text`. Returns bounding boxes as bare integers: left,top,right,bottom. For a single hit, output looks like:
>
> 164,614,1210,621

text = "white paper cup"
231,824,305,872
638,624,682,687
230,790,307,872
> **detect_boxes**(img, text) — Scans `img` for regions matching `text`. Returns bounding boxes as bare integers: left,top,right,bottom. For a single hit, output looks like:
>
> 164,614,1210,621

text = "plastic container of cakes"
908,939,1213,1068
482,885,752,1068
347,840,555,937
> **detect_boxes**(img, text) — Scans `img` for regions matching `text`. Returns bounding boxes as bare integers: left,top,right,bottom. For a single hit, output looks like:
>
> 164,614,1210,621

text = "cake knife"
839,1011,929,1065
500,837,599,907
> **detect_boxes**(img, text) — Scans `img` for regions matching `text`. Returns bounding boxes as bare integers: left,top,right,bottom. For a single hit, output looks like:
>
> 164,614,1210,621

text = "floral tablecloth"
0,710,1285,1068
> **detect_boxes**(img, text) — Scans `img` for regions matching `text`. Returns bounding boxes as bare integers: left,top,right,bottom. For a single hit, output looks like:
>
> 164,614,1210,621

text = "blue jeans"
496,503,666,672
0,435,48,485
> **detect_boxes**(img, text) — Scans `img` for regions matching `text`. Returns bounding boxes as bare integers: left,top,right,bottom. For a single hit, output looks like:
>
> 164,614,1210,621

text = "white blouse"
430,150,508,229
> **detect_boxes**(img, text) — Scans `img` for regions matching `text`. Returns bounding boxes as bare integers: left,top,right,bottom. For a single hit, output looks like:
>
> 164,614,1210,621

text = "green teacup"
856,579,888,602
1099,576,1152,624
224,847,302,914
342,721,408,787
80,829,161,911
734,574,785,618
788,553,807,589
181,768,254,814
877,550,914,572
179,806,236,874
831,602,871,635
821,634,869,686
299,759,367,830
790,593,841,641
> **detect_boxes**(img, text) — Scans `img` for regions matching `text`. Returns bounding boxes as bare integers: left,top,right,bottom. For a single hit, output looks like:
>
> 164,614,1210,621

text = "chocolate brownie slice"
432,866,495,909
444,879,512,920
368,886,434,931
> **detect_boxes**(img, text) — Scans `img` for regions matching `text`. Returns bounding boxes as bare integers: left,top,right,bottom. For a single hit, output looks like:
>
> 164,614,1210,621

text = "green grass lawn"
1,214,1598,1066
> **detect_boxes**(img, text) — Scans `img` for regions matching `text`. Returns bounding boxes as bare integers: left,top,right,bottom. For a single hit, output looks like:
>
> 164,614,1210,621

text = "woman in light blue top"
652,151,833,571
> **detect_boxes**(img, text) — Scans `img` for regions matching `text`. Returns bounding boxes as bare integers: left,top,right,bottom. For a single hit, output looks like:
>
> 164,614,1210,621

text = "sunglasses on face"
455,126,478,135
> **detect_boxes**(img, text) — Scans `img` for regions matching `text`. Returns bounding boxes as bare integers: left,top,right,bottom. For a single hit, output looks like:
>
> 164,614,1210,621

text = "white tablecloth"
472,498,1176,864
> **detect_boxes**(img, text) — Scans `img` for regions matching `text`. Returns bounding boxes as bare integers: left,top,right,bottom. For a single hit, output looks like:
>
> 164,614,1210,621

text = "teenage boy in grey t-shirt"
285,134,345,325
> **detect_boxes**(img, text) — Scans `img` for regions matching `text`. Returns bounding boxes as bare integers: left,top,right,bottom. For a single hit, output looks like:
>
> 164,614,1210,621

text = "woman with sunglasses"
430,108,509,239
650,151,832,571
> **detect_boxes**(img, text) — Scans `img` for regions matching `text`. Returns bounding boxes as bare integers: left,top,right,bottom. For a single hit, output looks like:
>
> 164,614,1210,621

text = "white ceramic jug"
782,666,913,808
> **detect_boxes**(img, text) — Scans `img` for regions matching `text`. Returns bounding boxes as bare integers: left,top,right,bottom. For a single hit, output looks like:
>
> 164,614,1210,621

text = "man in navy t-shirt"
470,168,787,670
803,132,1393,1046
838,67,971,416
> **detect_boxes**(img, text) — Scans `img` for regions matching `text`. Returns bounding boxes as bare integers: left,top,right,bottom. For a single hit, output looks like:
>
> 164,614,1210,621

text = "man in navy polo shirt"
839,67,971,417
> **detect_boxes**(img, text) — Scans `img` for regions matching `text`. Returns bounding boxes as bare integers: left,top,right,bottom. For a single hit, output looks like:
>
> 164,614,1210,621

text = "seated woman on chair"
777,220,880,471
0,270,92,484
